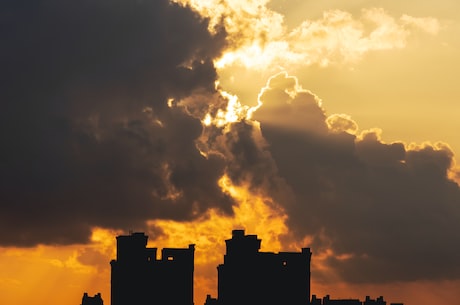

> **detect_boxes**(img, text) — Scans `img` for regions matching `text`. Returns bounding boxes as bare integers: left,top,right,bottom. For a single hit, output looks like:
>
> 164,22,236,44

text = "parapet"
81,292,103,305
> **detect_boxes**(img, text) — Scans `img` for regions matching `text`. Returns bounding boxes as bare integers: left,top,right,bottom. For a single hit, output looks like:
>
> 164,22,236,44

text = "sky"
1,0,460,305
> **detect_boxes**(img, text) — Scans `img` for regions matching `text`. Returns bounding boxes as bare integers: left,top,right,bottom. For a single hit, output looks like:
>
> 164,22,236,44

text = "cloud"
254,72,328,134
182,67,460,284
250,72,460,283
287,8,440,67
326,114,359,135
401,14,440,34
178,0,441,70
0,0,231,246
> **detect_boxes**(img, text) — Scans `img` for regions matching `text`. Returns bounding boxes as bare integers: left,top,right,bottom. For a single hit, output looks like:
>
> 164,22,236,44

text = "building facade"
110,232,194,305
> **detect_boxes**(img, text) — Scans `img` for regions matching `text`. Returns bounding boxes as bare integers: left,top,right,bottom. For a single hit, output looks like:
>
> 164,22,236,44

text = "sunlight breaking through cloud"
176,0,440,70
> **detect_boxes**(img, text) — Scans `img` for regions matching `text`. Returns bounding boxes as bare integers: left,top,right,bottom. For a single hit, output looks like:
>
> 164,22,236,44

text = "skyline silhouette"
84,230,404,305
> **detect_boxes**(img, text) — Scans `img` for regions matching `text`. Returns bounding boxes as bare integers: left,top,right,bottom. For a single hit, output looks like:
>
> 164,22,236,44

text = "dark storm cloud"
250,72,460,282
223,120,300,217
0,0,232,246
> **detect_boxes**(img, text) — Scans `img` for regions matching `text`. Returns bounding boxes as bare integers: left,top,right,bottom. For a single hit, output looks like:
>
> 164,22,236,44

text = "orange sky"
1,1,460,305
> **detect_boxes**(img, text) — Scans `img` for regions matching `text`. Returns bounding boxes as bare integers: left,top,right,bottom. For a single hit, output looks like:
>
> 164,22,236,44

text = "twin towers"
82,229,401,305
109,229,312,305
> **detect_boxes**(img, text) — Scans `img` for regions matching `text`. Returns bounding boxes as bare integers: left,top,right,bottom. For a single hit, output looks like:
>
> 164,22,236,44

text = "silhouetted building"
215,229,311,305
311,295,361,305
204,294,219,305
311,295,389,305
81,292,103,305
364,296,386,305
110,232,194,305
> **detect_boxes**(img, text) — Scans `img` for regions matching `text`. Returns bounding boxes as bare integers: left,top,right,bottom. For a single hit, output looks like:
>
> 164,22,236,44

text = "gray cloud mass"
0,0,231,246
251,72,460,283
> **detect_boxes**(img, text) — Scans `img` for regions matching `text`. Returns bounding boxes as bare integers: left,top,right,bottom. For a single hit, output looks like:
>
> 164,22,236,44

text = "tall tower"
217,229,311,305
110,232,195,305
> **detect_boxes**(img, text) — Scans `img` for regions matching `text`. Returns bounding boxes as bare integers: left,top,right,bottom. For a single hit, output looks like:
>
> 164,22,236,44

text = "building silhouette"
81,292,103,305
311,294,404,305
214,229,312,305
204,294,219,305
311,295,361,305
110,232,194,305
